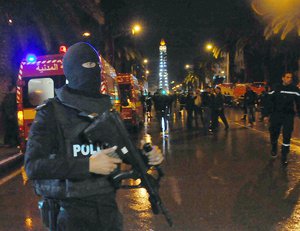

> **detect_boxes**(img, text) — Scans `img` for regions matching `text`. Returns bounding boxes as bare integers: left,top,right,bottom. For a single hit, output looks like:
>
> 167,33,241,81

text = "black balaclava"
63,42,101,96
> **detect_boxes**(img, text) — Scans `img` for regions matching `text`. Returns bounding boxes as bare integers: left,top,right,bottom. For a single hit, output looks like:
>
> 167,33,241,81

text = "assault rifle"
83,110,173,227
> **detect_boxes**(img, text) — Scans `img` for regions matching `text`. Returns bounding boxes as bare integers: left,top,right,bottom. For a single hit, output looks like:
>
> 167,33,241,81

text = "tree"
251,0,300,40
183,70,200,91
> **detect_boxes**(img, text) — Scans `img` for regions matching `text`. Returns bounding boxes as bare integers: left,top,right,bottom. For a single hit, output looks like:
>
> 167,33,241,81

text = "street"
1,108,300,231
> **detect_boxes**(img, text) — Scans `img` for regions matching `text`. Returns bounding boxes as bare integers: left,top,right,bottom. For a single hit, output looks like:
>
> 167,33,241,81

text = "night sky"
118,0,255,85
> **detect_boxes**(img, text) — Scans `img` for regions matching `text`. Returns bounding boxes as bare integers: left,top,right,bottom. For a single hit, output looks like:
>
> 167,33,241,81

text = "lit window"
28,78,54,106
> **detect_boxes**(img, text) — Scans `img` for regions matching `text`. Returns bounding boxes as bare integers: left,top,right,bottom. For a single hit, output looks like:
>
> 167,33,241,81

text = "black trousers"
57,193,123,231
212,109,229,129
269,113,294,154
156,109,168,132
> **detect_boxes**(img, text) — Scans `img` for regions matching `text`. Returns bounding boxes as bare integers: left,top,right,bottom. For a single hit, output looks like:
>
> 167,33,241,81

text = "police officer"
24,42,163,231
212,86,229,130
264,72,300,166
201,86,214,135
243,85,257,127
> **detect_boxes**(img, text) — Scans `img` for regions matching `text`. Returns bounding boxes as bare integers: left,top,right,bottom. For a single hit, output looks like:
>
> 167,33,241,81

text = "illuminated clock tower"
159,39,169,92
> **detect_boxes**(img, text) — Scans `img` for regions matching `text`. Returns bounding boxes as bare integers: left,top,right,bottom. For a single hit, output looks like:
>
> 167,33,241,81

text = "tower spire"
159,38,169,92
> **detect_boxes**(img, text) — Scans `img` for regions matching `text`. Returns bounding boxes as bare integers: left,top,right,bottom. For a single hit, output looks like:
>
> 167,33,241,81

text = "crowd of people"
143,85,230,136
143,71,300,168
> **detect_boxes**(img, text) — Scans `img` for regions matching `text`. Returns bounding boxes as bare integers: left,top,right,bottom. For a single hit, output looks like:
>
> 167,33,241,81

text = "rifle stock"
83,110,172,227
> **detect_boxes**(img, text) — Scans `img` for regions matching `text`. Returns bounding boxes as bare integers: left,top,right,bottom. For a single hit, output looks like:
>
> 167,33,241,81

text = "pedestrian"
152,88,170,134
178,92,186,117
24,42,164,231
1,85,19,147
194,89,203,128
185,90,196,129
258,85,270,122
145,92,153,118
211,86,229,130
201,86,214,135
243,86,257,127
263,72,300,167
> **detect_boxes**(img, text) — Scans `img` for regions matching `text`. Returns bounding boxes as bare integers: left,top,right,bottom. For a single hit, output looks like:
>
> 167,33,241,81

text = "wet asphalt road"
1,108,300,231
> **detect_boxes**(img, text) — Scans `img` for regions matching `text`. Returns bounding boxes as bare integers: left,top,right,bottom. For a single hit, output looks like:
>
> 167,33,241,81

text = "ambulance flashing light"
59,45,67,54
26,54,37,63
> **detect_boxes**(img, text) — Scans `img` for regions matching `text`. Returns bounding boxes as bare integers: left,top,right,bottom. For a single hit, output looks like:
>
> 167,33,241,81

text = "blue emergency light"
26,54,37,62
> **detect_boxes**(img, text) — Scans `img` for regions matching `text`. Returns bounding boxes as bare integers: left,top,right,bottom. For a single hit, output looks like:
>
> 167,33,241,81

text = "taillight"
18,110,24,126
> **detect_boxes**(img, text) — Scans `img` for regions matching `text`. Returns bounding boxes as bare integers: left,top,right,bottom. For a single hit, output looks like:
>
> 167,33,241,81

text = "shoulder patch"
35,98,56,111
35,103,47,111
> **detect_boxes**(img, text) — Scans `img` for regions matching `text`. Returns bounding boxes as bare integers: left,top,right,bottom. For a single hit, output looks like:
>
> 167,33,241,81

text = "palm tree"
183,71,200,91
251,0,300,40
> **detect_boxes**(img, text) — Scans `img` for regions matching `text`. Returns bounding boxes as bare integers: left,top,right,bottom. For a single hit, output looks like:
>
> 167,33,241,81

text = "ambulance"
217,82,266,107
116,73,144,129
17,49,120,152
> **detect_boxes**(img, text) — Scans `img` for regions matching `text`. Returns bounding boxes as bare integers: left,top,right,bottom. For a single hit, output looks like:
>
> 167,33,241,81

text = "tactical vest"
33,98,114,199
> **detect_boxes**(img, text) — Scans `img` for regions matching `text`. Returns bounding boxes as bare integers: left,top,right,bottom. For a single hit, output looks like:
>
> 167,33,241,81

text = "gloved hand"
145,145,164,165
89,146,122,175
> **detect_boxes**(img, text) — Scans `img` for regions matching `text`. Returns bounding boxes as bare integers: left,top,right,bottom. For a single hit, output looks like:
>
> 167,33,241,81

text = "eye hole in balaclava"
63,42,101,95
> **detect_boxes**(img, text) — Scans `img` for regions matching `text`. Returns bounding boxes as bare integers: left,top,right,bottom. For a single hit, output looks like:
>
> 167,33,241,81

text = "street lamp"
131,24,142,35
205,43,213,51
143,59,148,64
204,42,230,83
110,23,143,66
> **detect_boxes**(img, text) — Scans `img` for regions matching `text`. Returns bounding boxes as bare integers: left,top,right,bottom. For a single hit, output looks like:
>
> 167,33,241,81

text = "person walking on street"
145,92,153,118
264,72,300,167
152,89,170,134
1,85,19,147
24,42,164,231
194,89,203,128
243,86,257,127
185,90,196,129
212,86,229,130
258,85,271,122
201,86,214,135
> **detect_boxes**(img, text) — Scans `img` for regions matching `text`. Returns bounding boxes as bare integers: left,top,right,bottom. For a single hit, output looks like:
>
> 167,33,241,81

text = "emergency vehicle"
217,82,266,96
17,50,120,152
217,82,266,106
116,73,144,128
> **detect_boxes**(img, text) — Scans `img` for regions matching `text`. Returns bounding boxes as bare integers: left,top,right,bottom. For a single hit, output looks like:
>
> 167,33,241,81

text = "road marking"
0,152,23,166
0,168,22,186
234,121,300,155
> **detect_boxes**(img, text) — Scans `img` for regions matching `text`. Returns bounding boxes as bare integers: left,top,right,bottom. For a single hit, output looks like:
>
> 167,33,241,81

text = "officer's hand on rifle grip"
143,143,164,166
89,146,122,175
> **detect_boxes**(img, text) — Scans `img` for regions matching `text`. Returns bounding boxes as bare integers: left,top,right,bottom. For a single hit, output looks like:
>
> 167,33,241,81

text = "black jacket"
213,93,225,110
201,92,214,108
25,86,114,199
244,90,257,107
264,83,300,116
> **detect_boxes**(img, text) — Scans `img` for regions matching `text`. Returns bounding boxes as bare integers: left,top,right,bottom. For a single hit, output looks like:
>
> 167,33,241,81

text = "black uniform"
25,42,122,231
152,93,170,132
185,92,196,129
264,83,300,163
201,90,214,134
212,92,229,130
243,89,257,125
